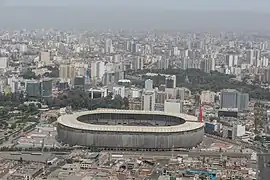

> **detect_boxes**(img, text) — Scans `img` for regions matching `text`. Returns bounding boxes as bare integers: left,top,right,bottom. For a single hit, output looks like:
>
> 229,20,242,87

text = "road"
105,150,251,158
205,134,267,153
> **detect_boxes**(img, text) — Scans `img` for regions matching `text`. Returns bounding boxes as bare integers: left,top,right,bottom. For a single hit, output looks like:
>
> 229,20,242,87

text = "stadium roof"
57,109,203,133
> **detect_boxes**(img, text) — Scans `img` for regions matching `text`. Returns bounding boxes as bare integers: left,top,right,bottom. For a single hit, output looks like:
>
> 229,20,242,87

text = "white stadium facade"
57,109,204,150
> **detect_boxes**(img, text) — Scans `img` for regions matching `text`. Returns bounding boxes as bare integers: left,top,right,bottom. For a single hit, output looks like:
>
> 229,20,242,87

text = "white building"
112,86,125,98
39,51,50,65
200,90,216,104
164,99,183,114
91,61,105,81
105,39,113,54
0,57,8,69
8,76,19,93
145,79,153,91
232,124,246,137
88,88,108,99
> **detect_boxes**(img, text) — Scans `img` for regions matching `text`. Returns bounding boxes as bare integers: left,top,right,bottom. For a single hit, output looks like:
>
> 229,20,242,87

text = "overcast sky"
3,0,270,12
0,0,269,30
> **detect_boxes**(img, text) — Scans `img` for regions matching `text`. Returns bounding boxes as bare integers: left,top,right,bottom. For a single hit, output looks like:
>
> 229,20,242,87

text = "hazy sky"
0,0,270,30
3,0,270,12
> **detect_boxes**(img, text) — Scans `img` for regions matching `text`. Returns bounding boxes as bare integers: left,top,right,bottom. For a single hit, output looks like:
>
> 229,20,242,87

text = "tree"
111,95,123,109
123,97,129,109
21,70,37,79
10,123,16,129
132,68,270,101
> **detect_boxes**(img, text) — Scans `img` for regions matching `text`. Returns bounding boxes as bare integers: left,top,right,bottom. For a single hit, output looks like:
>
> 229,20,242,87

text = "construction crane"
183,170,216,180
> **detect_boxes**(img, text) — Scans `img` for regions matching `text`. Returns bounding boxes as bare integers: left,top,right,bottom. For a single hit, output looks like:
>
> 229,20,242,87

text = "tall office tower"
26,79,53,98
91,61,105,81
220,89,239,109
73,76,85,90
59,64,76,81
145,79,153,91
105,39,113,54
39,51,50,65
164,99,183,114
26,80,41,98
220,89,249,111
141,90,155,111
41,78,53,97
165,75,176,89
132,56,144,70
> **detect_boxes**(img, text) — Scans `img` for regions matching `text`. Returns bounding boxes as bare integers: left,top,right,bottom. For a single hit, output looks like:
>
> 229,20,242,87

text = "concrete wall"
57,124,203,149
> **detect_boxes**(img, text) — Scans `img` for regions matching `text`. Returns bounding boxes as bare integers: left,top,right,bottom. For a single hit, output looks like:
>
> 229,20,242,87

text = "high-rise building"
164,99,183,114
132,56,144,70
105,39,113,54
165,75,176,89
39,51,50,65
73,76,85,90
112,86,125,98
247,49,261,66
26,80,41,98
142,90,155,111
59,64,76,81
8,76,19,93
41,78,53,97
220,89,249,111
238,93,249,111
176,88,185,101
200,90,216,104
257,153,270,180
157,58,169,70
200,58,215,73
220,89,239,109
0,57,8,69
26,79,53,98
155,91,167,104
91,61,105,81
145,79,153,91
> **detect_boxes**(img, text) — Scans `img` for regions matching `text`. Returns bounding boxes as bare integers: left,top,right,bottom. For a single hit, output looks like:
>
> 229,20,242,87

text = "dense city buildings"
0,6,270,179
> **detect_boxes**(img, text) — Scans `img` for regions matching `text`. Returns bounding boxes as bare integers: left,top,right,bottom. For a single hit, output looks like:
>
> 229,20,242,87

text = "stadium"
57,109,204,150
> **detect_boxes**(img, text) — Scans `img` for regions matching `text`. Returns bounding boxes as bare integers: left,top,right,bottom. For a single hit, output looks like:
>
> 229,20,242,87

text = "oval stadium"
57,109,204,150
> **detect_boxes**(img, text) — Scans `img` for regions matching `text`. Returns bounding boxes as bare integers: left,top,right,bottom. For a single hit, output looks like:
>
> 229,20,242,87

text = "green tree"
123,97,129,109
21,70,37,79
10,123,16,129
